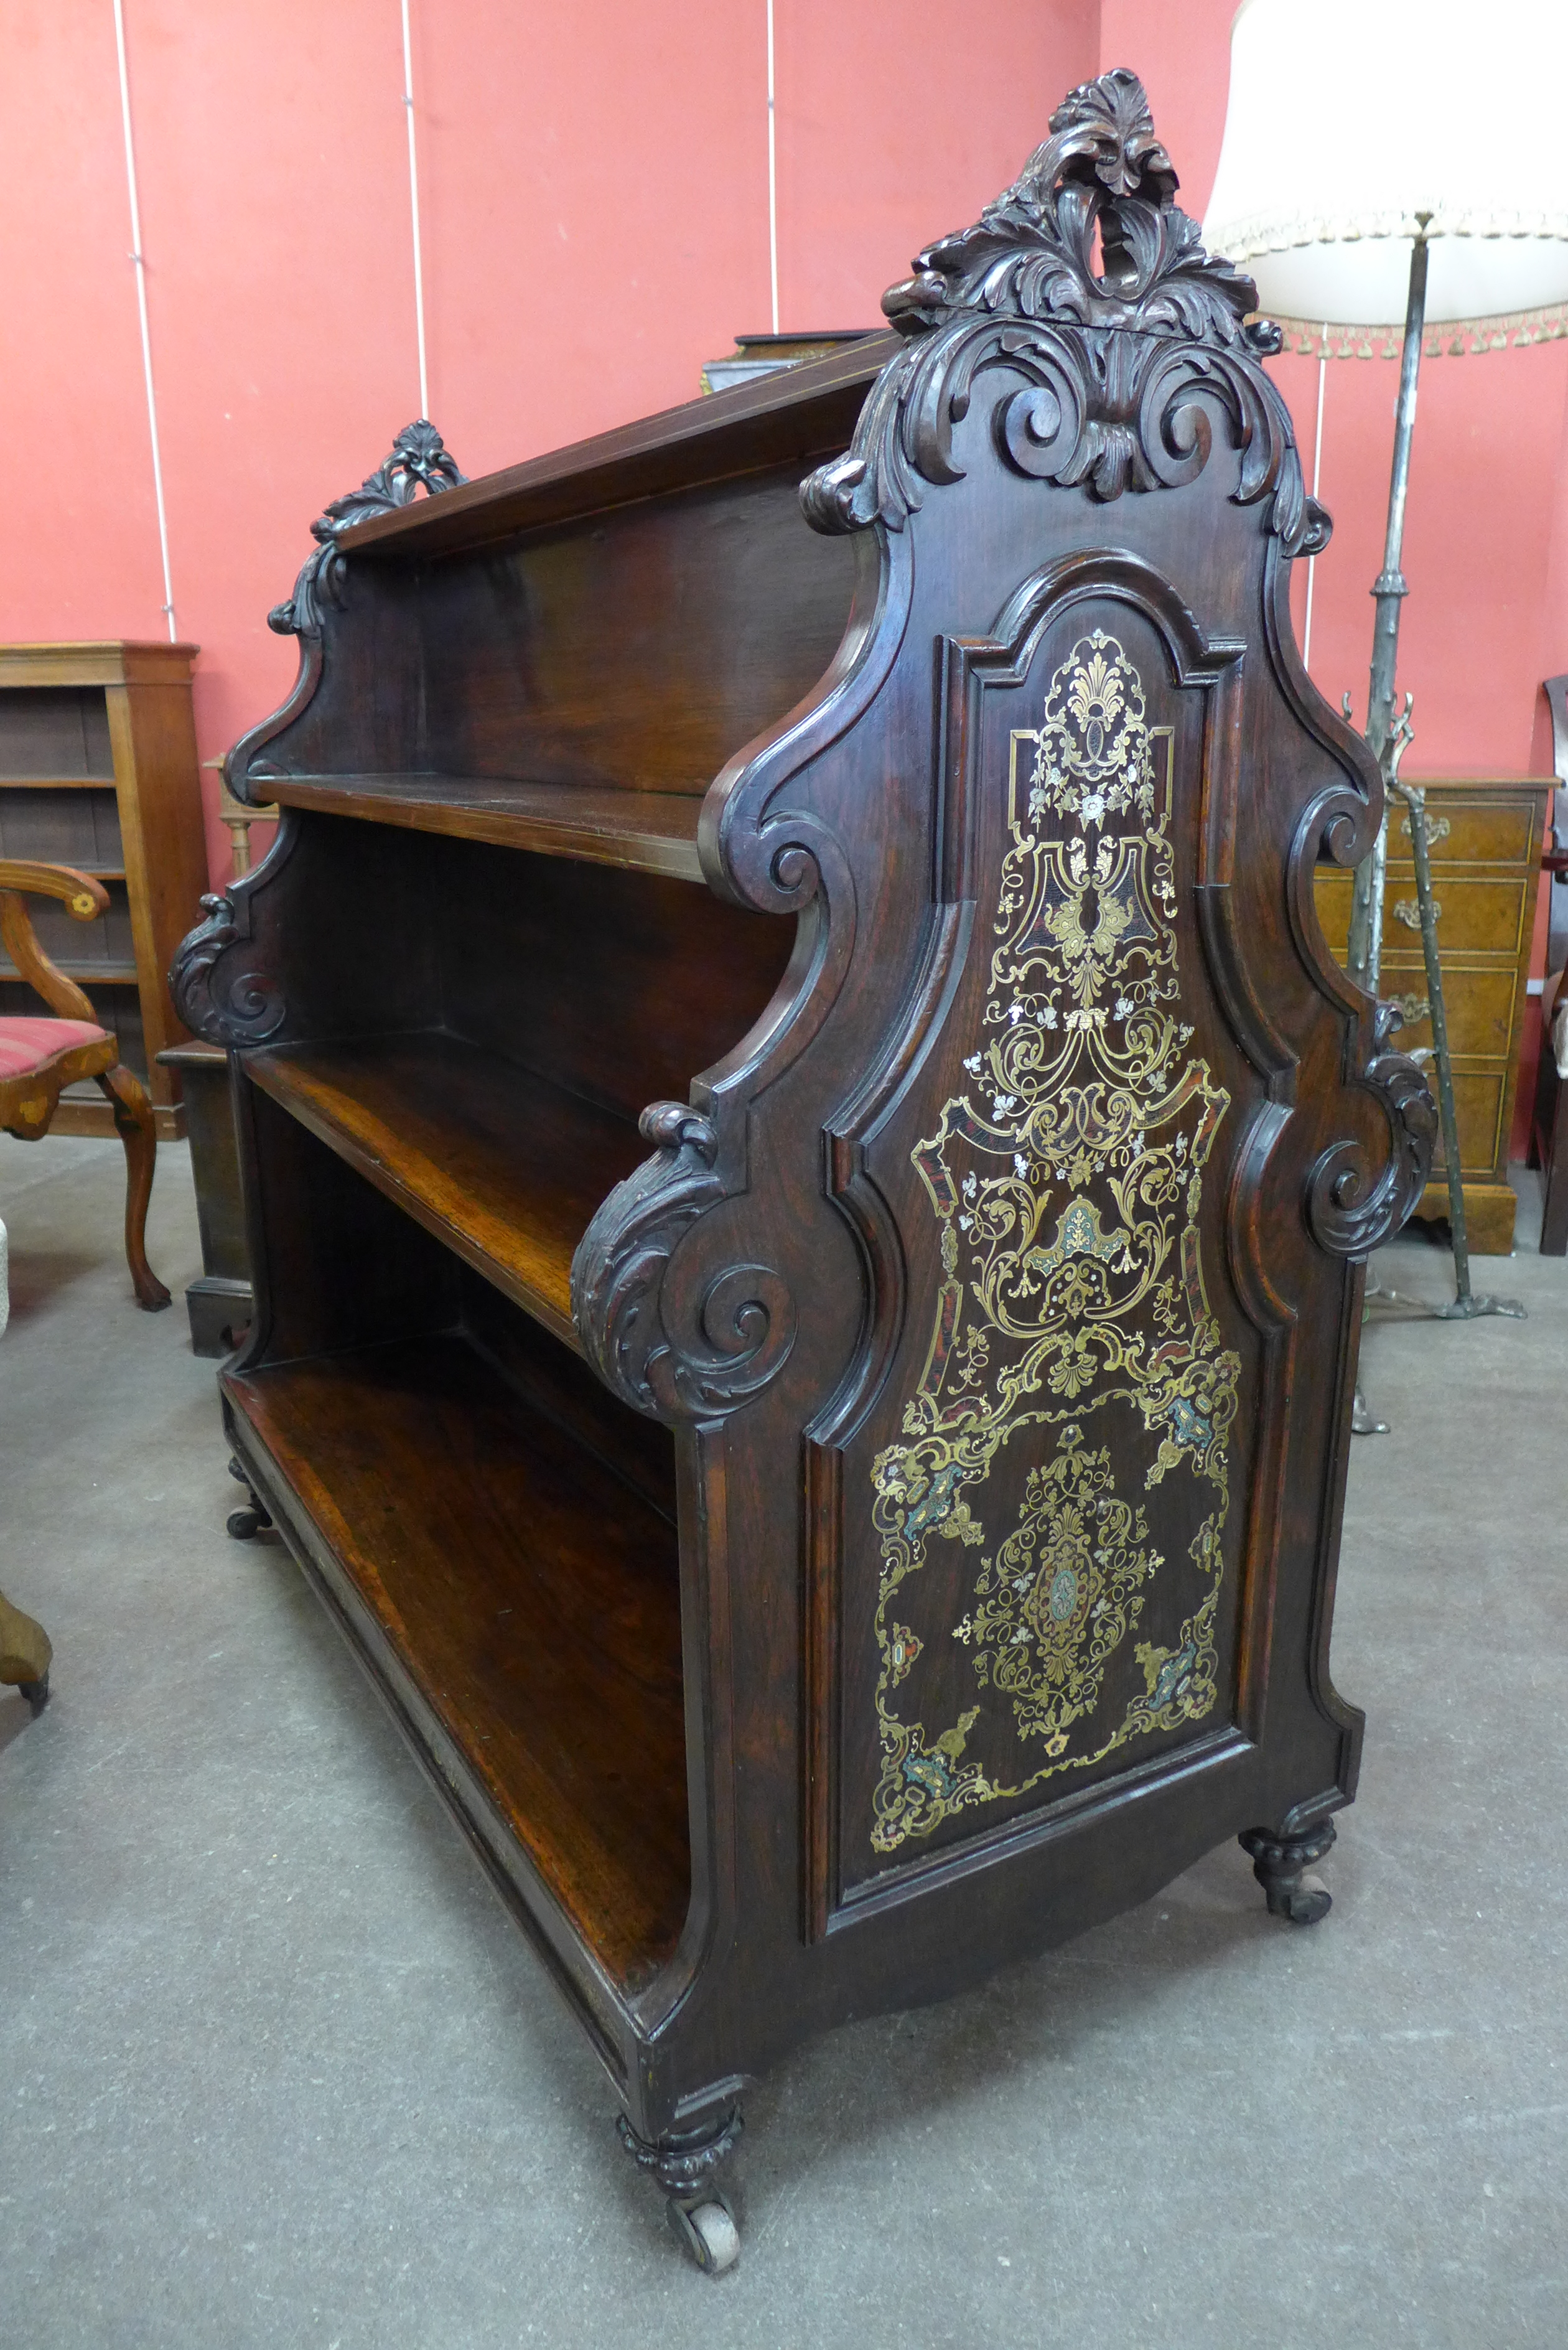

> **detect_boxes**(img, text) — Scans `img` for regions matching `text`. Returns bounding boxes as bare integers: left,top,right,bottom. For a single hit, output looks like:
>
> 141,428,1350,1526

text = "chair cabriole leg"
96,1062,170,1311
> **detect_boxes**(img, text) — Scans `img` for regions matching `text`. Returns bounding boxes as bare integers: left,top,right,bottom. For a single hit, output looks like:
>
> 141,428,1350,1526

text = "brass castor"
617,2108,744,2275
667,2193,740,2275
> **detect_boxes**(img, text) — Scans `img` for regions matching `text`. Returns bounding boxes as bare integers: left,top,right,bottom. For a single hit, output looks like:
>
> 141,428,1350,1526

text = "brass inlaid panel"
869,632,1237,1855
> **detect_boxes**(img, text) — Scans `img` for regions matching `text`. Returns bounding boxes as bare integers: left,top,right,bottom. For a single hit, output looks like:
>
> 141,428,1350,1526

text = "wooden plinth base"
187,1275,253,1359
1408,1179,1518,1257
49,1096,185,1141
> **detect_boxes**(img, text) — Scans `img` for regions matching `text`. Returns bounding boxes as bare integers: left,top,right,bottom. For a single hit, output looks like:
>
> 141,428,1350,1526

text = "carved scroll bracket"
1305,1011,1437,1260
168,818,297,1047
225,421,465,805
572,1102,797,1425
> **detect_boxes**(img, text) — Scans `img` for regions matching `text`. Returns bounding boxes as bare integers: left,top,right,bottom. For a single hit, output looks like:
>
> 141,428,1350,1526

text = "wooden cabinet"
0,642,207,1138
1314,780,1547,1252
173,72,1433,2266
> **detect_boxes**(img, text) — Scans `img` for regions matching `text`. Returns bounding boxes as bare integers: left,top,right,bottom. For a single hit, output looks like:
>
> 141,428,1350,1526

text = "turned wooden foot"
617,2107,744,2274
0,1586,52,1706
96,1061,170,1310
1239,1819,1337,1924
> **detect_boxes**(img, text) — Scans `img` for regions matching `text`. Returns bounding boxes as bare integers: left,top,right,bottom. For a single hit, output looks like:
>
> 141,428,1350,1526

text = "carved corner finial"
268,419,466,640
223,420,467,807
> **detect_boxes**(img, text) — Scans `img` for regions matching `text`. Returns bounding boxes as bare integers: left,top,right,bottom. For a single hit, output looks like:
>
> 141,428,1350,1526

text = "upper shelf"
264,774,704,880
246,1031,646,1351
340,334,897,561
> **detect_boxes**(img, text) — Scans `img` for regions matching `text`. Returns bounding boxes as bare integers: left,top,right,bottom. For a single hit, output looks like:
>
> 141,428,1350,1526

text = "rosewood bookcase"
174,72,1433,2271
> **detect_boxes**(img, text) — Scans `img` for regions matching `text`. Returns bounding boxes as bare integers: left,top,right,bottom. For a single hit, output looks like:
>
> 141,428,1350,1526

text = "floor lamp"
1205,0,1568,1319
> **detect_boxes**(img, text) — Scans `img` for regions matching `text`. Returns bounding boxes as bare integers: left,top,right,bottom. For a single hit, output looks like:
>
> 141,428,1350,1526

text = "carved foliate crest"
224,421,467,806
881,68,1251,343
802,68,1325,548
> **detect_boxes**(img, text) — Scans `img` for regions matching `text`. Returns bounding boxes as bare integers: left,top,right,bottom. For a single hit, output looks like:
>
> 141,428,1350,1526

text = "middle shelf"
247,1031,647,1351
262,775,706,880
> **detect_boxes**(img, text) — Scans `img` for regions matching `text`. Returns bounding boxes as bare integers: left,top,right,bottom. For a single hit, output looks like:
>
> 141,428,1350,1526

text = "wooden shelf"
264,774,705,879
342,332,895,559
246,1031,646,1351
224,1332,689,1989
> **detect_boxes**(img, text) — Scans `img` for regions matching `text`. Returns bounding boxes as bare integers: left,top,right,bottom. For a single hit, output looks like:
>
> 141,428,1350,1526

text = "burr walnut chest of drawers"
172,70,1433,2270
1314,780,1547,1255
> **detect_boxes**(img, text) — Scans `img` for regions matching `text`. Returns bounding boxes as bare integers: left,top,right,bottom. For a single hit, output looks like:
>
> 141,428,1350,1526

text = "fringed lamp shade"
1203,0,1568,355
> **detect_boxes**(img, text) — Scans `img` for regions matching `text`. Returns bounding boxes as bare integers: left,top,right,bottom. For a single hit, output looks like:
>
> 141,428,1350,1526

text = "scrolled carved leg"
95,1062,170,1311
0,1585,53,1708
617,2105,744,2274
1239,1819,1337,1925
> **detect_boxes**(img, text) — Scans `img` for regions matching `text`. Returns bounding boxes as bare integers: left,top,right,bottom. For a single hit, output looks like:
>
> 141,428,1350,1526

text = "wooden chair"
0,859,169,1309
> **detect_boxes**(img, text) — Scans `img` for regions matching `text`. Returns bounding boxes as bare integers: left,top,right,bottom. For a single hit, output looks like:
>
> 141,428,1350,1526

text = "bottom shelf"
225,1331,690,1990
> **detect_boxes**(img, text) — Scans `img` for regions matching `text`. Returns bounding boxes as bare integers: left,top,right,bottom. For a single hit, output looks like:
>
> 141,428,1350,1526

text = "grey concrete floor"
1,1133,1564,2349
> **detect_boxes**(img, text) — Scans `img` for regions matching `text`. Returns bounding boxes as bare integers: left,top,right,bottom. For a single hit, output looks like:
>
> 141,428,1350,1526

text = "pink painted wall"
5,1,1563,1138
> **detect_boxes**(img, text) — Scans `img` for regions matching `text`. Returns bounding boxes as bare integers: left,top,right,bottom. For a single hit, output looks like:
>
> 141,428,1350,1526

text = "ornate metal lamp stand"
1344,226,1524,1342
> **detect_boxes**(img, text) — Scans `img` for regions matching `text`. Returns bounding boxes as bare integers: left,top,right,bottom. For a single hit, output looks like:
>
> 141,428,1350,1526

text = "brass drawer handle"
1398,813,1450,847
1389,991,1430,1025
1393,897,1439,930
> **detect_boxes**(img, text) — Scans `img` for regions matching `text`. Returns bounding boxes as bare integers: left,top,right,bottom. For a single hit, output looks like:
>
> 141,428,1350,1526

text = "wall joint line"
112,0,177,643
401,0,430,419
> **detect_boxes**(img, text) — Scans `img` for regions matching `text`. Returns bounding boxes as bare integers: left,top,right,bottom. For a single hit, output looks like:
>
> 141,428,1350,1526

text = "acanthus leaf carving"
571,1101,796,1424
801,68,1325,555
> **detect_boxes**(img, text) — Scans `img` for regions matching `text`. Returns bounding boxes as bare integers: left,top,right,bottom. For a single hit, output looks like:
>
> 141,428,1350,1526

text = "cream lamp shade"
1203,0,1568,349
